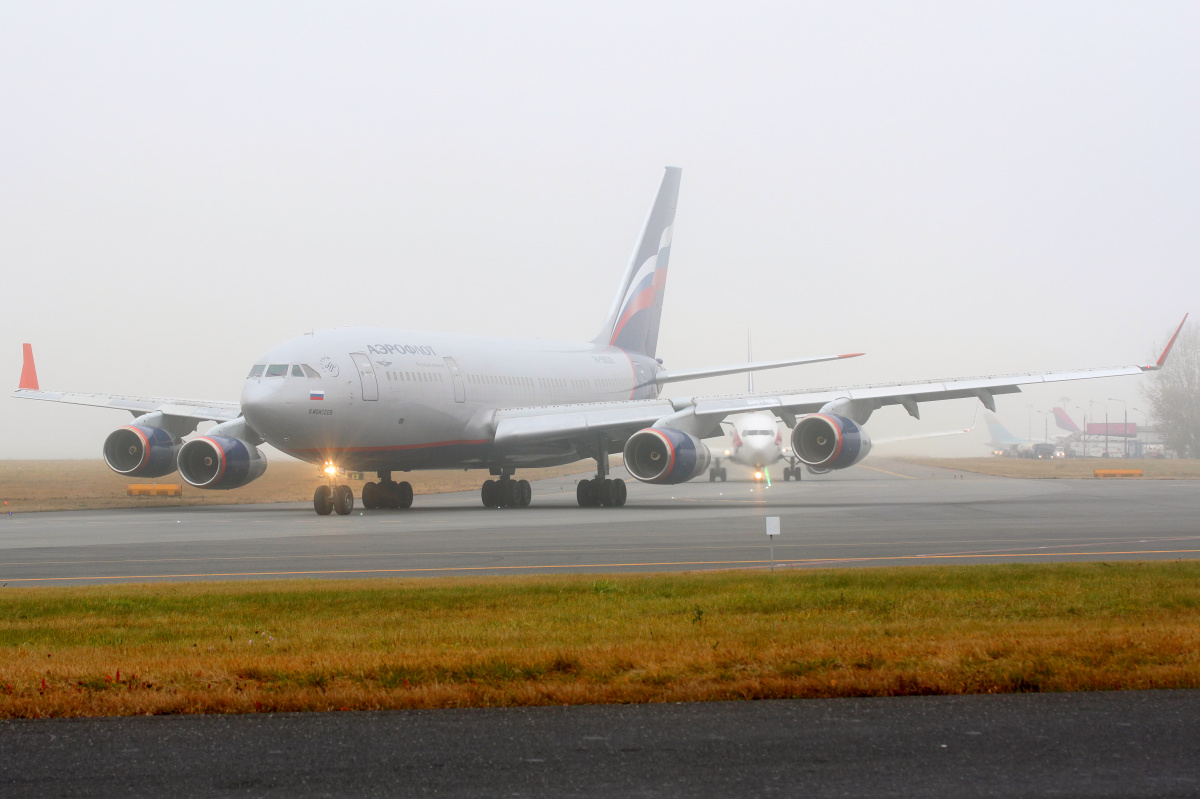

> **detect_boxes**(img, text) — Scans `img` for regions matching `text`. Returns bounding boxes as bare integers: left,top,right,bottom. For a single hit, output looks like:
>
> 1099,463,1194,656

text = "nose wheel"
314,484,354,515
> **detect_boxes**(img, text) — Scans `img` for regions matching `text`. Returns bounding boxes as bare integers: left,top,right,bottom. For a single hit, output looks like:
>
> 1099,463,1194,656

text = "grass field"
904,457,1200,480
0,459,595,513
2,563,1198,718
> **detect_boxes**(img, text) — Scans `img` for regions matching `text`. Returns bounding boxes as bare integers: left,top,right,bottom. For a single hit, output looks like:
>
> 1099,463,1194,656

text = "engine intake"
791,414,872,471
623,428,711,484
177,436,268,490
103,425,181,478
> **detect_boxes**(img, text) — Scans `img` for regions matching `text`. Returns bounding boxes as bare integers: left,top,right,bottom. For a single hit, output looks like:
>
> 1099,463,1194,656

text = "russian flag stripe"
310,391,324,400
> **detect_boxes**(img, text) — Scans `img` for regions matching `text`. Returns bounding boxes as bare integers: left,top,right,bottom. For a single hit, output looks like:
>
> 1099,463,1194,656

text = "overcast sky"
2,1,1196,459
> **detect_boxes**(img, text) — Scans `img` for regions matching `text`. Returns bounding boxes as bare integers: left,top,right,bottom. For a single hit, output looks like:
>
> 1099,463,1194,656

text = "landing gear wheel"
612,478,627,507
333,484,354,515
481,479,499,508
598,479,615,507
362,481,381,509
782,468,791,482
719,468,728,482
709,469,716,482
314,485,333,515
397,481,414,509
503,479,522,508
517,479,532,507
577,479,597,507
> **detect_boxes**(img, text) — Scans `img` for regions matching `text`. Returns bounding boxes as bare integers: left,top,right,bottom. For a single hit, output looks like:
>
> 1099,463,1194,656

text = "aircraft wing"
11,345,241,424
11,388,242,423
494,360,1168,450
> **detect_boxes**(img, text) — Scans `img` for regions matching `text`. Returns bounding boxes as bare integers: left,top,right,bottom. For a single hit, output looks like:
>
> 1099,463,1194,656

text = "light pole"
1090,400,1107,457
1108,398,1128,458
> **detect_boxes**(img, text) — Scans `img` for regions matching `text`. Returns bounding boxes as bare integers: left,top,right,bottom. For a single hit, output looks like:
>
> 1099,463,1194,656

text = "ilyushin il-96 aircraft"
13,168,1188,516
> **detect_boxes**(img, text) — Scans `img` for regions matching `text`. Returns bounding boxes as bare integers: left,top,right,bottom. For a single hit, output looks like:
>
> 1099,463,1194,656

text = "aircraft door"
349,352,379,401
443,357,466,403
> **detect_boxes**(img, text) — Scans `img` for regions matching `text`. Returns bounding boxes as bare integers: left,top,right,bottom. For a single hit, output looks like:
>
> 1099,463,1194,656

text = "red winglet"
1148,314,1189,370
838,352,866,359
19,343,39,390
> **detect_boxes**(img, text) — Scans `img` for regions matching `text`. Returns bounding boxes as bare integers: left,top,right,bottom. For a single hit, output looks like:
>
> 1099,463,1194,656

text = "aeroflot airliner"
13,168,1188,516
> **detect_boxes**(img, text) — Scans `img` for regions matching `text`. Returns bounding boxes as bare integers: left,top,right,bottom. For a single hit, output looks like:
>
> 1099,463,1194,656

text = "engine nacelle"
790,414,872,471
103,425,181,478
177,435,268,490
623,427,711,484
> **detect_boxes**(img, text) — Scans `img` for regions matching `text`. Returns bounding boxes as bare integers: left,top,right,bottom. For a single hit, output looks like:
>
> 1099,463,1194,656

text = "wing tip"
1145,313,1189,370
839,352,866,359
19,343,39,391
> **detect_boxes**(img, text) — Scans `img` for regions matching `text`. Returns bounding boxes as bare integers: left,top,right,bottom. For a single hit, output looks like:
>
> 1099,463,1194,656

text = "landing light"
754,471,763,480
323,461,338,477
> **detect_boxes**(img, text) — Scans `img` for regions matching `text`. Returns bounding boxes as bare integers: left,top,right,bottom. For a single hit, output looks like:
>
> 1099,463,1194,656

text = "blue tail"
595,167,681,358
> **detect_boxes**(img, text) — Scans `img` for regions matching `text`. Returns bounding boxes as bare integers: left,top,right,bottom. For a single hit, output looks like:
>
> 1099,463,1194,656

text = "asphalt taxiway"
3,690,1199,797
2,459,1198,585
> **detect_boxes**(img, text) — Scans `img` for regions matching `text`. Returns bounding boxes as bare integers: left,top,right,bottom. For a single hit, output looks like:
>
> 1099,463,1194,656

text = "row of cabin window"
386,371,442,383
248,364,321,379
468,374,534,387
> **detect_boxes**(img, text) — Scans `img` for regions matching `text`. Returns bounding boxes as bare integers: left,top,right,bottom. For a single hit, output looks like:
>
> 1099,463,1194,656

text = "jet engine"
102,425,181,478
177,435,268,490
790,414,872,471
623,427,711,484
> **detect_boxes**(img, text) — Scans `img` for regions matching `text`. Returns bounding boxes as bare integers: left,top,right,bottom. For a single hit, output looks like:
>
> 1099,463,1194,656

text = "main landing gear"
781,456,802,481
577,441,627,507
481,476,532,508
708,466,727,482
362,473,414,510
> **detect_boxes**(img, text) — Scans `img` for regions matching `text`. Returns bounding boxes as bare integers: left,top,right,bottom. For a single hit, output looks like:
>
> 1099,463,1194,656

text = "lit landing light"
323,461,338,477
754,471,763,481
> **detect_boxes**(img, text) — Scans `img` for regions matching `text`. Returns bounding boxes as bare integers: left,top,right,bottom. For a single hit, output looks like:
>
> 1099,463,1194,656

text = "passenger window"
291,365,305,377
247,365,265,378
265,364,289,378
301,364,321,379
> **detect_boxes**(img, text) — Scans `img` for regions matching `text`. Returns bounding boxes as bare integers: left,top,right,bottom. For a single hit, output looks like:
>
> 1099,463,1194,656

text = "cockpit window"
300,364,321,379
247,365,265,378
291,364,305,378
265,364,289,378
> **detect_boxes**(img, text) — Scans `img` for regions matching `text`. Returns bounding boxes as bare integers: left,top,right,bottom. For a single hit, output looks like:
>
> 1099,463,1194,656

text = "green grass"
2,562,1199,717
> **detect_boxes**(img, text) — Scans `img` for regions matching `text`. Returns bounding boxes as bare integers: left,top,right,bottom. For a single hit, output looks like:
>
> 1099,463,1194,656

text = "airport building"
1067,423,1167,459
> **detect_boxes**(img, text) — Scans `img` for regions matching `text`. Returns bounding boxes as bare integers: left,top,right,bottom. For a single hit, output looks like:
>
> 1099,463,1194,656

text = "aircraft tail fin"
594,167,681,358
1052,407,1080,433
19,344,39,390
984,413,1022,444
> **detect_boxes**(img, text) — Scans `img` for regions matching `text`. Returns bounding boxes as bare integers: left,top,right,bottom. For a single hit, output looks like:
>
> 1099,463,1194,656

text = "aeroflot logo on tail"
366,344,437,356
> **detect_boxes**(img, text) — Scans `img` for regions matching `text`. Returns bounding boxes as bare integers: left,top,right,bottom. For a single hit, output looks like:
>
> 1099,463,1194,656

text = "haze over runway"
3,460,1197,586
3,3,1198,462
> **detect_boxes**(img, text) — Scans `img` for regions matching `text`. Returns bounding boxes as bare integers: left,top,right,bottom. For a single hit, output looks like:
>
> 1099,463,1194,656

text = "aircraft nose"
240,379,283,431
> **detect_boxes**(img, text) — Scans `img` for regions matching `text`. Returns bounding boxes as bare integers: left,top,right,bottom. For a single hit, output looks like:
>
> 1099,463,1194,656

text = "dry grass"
1,563,1199,718
0,459,594,513
903,457,1200,480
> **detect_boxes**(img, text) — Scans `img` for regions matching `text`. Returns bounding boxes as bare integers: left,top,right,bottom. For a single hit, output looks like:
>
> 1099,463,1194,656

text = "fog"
2,2,1196,459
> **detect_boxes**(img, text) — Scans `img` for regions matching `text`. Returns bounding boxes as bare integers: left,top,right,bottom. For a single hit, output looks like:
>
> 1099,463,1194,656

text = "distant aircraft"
1052,407,1081,433
12,168,1187,515
984,413,1064,458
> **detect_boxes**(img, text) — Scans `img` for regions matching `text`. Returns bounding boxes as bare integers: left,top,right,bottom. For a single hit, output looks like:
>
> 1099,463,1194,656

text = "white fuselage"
241,327,662,472
712,411,786,471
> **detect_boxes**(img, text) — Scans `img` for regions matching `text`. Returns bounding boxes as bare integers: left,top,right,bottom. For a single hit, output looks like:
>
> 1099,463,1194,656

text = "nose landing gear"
314,483,355,515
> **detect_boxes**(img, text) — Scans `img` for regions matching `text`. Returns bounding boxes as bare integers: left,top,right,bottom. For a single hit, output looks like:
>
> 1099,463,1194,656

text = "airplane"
12,168,1188,516
984,413,1064,458
708,406,980,483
